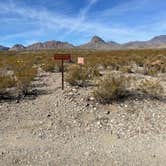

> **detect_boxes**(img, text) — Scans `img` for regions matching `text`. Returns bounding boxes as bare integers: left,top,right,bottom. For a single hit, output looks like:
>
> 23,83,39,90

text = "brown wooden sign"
53,54,71,90
54,54,71,61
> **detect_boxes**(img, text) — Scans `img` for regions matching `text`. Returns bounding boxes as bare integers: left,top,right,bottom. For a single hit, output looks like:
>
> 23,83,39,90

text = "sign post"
54,54,71,90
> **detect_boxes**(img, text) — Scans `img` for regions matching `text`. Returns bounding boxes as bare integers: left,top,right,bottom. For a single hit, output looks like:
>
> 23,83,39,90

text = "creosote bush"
65,65,89,86
93,75,131,104
138,79,164,98
15,67,38,93
65,64,100,87
0,76,17,92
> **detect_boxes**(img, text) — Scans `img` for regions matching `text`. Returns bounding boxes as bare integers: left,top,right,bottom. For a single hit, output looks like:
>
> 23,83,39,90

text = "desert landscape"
1,0,166,165
0,46,166,165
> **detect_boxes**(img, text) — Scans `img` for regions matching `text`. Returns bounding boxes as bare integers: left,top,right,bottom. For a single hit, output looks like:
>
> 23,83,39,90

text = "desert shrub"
40,61,56,72
0,76,17,92
144,64,159,76
0,54,39,98
15,67,38,93
138,79,164,98
120,66,132,73
36,55,56,72
86,65,101,79
65,65,89,86
66,64,100,86
144,59,166,76
93,75,131,104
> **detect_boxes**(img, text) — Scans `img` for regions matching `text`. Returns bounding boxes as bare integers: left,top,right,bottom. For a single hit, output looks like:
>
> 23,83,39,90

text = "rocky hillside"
0,45,9,51
2,35,166,51
9,44,25,51
79,35,166,50
122,35,166,49
26,41,74,50
79,36,120,50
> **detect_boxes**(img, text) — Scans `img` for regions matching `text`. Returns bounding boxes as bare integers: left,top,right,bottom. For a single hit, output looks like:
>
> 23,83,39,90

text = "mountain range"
1,35,166,51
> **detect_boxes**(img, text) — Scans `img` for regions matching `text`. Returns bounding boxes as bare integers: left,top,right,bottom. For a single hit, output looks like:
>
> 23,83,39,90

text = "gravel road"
0,71,166,166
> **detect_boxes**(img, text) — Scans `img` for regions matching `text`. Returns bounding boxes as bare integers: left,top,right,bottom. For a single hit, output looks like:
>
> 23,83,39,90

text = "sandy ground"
0,71,166,166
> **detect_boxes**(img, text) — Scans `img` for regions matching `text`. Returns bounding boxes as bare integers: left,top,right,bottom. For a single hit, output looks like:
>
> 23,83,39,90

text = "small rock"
89,97,95,101
106,111,110,115
97,121,102,128
124,104,128,108
47,113,51,118
152,154,156,158
85,103,90,107
72,88,77,93
68,92,74,96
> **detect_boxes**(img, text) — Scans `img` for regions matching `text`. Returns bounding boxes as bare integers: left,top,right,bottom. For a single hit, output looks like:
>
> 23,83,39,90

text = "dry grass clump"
93,75,131,104
40,61,56,72
93,75,164,104
15,67,38,93
65,64,100,86
144,60,166,76
65,65,89,86
0,54,38,99
0,75,18,99
138,79,164,98
120,66,132,73
0,76,17,92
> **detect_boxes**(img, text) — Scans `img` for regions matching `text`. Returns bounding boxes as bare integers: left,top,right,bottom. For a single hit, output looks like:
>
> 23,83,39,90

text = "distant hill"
122,35,166,49
78,35,166,50
79,36,120,50
0,45,9,51
3,35,166,51
9,44,25,51
26,41,74,50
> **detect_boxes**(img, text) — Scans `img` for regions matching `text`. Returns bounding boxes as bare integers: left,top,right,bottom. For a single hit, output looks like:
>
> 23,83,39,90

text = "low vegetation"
93,75,131,104
65,64,100,86
0,75,17,92
138,79,164,98
0,49,166,100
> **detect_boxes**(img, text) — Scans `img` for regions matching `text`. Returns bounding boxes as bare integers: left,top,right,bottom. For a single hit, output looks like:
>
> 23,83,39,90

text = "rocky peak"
90,36,106,44
9,44,25,51
107,41,120,46
150,35,166,43
0,45,9,50
26,40,74,50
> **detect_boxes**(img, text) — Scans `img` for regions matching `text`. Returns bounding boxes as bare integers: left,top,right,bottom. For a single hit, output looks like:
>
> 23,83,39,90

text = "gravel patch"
0,71,166,165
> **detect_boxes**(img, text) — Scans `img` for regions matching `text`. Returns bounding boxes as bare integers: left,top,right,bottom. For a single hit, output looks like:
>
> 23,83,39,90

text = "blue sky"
0,0,166,47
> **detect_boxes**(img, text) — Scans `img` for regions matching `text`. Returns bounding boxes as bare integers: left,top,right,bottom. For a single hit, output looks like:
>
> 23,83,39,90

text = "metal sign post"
54,54,71,90
61,59,64,90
